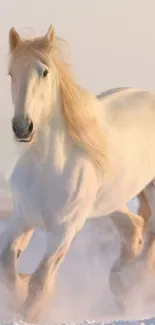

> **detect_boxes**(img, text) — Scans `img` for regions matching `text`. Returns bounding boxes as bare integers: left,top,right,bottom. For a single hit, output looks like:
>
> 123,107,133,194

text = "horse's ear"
45,25,55,45
9,27,20,51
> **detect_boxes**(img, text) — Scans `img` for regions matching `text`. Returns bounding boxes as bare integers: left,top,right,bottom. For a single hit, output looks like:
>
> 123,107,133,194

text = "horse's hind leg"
134,181,155,269
109,192,151,313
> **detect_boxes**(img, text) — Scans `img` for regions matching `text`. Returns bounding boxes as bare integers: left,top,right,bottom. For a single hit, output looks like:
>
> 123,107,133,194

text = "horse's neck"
19,82,104,175
26,93,73,172
49,98,73,172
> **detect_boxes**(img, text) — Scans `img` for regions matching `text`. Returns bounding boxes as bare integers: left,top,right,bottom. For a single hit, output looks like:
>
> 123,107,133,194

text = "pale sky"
0,0,155,174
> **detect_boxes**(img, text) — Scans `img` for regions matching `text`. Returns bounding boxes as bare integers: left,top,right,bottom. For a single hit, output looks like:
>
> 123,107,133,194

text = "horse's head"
8,25,106,171
8,25,57,143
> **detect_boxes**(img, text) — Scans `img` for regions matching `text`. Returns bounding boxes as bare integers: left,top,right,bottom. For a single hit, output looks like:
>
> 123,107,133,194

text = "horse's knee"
17,248,22,259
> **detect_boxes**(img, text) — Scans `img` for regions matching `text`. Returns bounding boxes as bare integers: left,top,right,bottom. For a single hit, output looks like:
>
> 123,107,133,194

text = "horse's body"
1,25,155,321
96,87,155,211
10,86,155,228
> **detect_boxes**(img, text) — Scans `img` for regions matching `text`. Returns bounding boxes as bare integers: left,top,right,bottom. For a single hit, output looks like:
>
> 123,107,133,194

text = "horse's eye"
42,69,49,78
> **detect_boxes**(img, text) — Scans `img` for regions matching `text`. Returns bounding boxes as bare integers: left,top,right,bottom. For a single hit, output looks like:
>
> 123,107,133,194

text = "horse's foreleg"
16,228,34,288
0,213,32,287
16,228,34,259
19,164,98,322
0,212,33,312
19,222,80,323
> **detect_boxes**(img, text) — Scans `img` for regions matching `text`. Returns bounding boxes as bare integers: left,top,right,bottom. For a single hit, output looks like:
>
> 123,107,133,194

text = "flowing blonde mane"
8,29,107,173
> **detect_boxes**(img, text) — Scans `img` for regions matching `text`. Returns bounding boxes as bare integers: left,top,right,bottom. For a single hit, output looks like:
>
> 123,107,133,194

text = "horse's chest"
11,158,76,226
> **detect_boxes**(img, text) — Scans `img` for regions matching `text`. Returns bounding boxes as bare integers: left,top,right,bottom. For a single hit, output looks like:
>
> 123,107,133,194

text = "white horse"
0,94,151,318
2,24,155,321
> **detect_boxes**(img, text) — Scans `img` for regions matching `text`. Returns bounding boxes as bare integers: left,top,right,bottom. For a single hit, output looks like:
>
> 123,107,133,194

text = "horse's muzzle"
12,116,34,142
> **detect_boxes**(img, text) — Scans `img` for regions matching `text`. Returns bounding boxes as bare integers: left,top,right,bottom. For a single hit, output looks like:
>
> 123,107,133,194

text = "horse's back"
96,87,155,104
96,87,155,122
96,87,130,100
93,86,155,214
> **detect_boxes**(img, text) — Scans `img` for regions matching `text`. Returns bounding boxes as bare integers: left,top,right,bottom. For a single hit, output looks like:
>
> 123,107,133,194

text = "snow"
1,318,155,325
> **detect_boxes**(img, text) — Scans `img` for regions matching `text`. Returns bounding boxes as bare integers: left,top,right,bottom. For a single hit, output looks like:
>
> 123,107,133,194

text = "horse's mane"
9,32,107,172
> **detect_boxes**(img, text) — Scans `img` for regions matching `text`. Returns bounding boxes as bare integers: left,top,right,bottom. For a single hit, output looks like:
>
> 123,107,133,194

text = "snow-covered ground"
3,317,155,325
14,318,155,325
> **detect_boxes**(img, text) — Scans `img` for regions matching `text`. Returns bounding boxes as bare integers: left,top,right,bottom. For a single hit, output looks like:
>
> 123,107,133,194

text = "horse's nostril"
12,121,19,134
28,120,33,134
12,123,17,133
12,117,34,141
